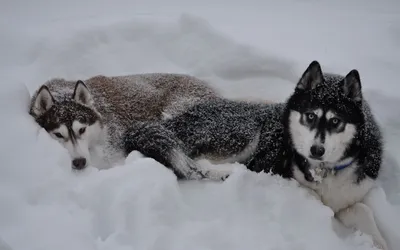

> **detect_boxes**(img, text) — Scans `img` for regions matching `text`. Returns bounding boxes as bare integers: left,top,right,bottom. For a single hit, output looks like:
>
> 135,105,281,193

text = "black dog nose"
72,158,87,170
310,145,325,158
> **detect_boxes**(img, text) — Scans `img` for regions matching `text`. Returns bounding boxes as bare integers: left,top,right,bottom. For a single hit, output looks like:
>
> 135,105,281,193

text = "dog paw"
185,165,231,181
373,239,387,250
205,171,231,181
220,174,230,181
186,169,207,180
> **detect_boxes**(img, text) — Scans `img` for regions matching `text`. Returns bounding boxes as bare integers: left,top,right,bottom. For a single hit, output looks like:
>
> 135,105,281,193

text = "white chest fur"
293,164,375,212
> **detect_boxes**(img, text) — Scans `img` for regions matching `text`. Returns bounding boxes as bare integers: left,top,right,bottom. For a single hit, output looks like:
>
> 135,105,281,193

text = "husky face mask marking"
31,81,103,170
287,61,364,166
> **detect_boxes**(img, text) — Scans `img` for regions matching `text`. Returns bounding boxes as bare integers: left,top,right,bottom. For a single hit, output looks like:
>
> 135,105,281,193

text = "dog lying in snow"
28,73,221,175
123,61,398,250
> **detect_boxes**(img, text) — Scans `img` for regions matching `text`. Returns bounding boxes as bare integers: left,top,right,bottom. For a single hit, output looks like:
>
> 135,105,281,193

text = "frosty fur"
29,73,220,170
123,61,395,249
123,61,382,182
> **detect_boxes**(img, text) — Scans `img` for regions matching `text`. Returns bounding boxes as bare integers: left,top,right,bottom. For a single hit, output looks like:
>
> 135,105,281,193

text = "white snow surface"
1,0,400,249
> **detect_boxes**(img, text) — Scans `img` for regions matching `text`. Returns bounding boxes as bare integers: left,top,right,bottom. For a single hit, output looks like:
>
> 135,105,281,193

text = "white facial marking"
323,124,356,162
289,109,357,165
289,110,317,158
47,121,104,169
72,120,86,136
323,109,356,163
326,110,335,120
65,137,90,164
68,121,90,165
315,108,323,118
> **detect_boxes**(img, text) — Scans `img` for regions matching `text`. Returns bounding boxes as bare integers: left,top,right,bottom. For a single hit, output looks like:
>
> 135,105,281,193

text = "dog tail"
123,121,229,181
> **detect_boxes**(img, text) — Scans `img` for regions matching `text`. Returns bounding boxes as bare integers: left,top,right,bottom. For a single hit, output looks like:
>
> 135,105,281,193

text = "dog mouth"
307,157,340,170
307,156,331,167
72,165,86,171
309,155,323,161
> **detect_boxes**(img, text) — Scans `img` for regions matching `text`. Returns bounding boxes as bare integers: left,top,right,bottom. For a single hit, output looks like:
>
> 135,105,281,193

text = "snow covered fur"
123,61,392,249
29,73,220,172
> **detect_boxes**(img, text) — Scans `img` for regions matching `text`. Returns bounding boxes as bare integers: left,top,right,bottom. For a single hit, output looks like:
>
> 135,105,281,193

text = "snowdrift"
1,2,400,249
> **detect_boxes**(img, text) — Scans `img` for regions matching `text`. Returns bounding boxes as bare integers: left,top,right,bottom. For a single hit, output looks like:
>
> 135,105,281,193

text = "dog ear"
73,80,93,106
296,60,324,91
342,69,362,102
31,85,54,116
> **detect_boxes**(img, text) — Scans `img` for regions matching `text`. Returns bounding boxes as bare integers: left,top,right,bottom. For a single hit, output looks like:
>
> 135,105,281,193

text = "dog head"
30,80,103,170
285,61,364,167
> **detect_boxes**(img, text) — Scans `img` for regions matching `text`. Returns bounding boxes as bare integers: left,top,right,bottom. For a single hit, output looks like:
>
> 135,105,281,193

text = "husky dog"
123,61,395,249
29,73,220,174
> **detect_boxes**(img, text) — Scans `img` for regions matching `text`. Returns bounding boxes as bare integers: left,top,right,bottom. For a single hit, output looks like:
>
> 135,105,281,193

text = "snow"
1,0,400,249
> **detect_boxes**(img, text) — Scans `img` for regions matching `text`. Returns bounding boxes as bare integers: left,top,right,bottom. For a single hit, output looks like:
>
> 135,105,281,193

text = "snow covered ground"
1,0,400,249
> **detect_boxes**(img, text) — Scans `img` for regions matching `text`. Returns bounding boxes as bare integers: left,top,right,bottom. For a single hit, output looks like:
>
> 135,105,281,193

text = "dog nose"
72,158,87,170
310,145,325,158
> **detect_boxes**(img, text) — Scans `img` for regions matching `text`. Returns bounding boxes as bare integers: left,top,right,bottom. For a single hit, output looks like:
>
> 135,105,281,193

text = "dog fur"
123,61,395,249
29,73,220,172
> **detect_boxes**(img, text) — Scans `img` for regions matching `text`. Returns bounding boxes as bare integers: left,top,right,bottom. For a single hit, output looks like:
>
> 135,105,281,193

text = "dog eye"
330,118,341,126
79,127,86,135
54,132,64,138
305,113,316,122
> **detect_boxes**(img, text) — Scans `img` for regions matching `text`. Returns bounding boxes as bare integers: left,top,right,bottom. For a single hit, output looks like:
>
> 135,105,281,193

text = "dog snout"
72,157,87,170
310,145,325,159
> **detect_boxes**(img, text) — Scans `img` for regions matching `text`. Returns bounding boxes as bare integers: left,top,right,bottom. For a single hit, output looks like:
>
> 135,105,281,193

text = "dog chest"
293,166,374,212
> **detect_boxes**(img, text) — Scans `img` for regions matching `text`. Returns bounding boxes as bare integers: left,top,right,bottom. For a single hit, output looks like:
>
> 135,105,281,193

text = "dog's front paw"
201,169,231,181
186,169,207,180
336,203,388,250
220,174,230,181
373,239,387,250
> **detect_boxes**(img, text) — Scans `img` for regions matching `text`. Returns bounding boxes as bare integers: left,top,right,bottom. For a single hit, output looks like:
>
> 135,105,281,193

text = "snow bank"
0,81,379,249
1,1,400,249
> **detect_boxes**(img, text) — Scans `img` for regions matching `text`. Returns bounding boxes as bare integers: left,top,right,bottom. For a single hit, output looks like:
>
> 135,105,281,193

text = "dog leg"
123,121,229,181
336,202,388,250
169,149,230,181
245,122,285,175
362,186,400,250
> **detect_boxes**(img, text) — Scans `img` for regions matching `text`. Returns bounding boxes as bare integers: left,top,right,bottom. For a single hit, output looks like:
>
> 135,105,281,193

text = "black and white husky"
123,61,397,249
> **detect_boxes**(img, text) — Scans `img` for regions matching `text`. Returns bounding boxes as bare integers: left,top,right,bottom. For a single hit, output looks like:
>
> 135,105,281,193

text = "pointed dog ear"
72,80,93,106
342,69,362,102
296,60,324,91
31,85,54,116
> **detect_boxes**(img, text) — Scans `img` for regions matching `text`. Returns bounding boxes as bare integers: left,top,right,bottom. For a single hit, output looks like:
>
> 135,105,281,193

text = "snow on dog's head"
29,80,104,170
285,61,364,167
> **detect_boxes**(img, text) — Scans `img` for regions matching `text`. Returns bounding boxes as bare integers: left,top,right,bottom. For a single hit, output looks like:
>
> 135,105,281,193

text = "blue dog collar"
334,160,355,171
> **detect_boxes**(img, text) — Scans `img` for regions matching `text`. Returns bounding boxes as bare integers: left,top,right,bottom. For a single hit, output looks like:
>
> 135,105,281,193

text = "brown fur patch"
29,73,222,149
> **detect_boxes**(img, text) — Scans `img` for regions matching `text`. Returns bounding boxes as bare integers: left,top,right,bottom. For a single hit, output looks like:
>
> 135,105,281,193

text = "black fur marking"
342,69,362,102
34,85,55,114
123,100,290,180
34,100,100,132
123,61,383,183
73,80,91,105
68,127,78,145
123,121,207,180
296,60,324,91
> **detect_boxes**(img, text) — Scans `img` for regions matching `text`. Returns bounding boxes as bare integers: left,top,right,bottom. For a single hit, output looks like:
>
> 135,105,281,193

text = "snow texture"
1,0,400,250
